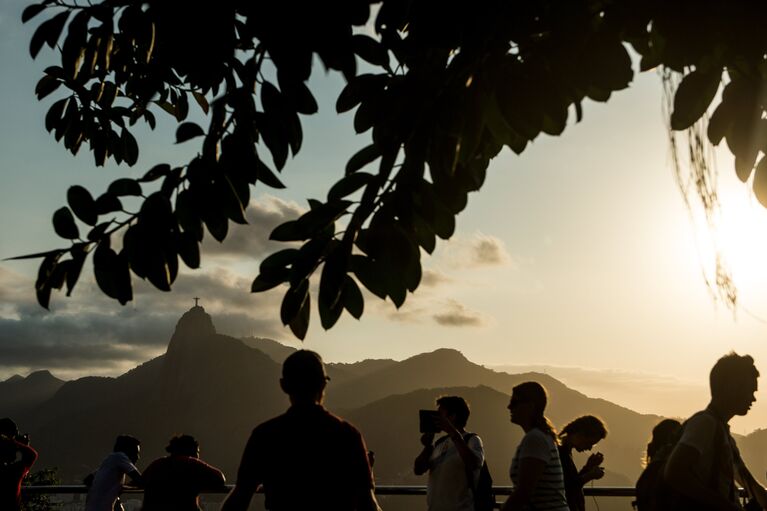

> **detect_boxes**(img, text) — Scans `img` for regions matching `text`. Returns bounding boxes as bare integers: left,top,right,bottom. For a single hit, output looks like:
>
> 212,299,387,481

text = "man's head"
166,435,200,458
710,352,759,416
280,350,329,403
0,418,18,438
436,396,470,429
114,435,141,464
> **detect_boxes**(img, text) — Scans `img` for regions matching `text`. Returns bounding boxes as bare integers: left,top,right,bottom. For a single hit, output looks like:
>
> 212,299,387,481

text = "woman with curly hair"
558,415,608,511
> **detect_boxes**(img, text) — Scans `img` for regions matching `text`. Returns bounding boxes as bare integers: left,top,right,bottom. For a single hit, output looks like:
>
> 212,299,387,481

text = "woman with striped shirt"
502,382,570,511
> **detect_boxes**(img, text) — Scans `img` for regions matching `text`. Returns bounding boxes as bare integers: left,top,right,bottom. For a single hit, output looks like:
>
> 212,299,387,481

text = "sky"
4,2,767,433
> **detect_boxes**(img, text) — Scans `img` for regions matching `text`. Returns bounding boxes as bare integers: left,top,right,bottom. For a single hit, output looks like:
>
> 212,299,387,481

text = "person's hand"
435,415,459,438
583,465,605,481
584,452,604,470
420,433,434,447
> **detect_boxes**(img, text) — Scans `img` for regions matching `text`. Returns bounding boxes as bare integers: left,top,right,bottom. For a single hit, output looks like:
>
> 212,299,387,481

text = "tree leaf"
35,75,61,100
753,155,767,208
343,275,364,319
255,157,286,189
281,278,309,326
192,91,209,114
352,34,390,68
65,245,87,296
95,193,122,214
345,144,381,174
107,178,142,197
671,70,721,131
140,163,171,183
67,185,97,226
176,122,205,143
22,3,46,23
328,172,374,201
52,207,79,239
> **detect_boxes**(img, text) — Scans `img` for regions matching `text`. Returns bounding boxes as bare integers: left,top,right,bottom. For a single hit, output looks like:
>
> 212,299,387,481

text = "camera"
419,410,441,433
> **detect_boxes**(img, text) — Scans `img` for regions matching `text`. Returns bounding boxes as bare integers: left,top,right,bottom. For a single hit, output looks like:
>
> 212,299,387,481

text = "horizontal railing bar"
18,485,750,498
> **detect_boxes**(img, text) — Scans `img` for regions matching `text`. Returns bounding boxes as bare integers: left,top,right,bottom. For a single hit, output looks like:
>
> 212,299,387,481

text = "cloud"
0,264,287,377
420,269,451,288
469,234,511,266
432,300,487,327
202,195,304,260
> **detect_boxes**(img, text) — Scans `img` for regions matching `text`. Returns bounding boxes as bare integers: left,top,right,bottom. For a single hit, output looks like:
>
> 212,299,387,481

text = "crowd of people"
0,350,765,511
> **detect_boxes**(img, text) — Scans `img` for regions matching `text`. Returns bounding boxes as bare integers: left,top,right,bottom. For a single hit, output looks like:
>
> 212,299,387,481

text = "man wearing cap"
222,350,381,511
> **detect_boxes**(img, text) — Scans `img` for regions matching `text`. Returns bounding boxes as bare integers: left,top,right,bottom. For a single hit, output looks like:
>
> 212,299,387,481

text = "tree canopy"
15,0,767,338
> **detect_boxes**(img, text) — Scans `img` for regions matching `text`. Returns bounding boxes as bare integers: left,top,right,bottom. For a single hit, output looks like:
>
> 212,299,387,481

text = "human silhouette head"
280,350,329,404
508,381,557,438
166,435,200,458
645,418,682,465
436,396,470,429
114,435,141,464
710,352,759,417
0,418,18,438
560,415,607,452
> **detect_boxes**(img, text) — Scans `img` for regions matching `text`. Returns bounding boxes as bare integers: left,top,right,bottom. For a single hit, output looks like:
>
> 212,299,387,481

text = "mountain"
0,370,65,418
11,306,675,496
239,336,296,363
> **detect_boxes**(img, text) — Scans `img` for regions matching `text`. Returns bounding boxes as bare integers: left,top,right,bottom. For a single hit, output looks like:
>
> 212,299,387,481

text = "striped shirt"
510,428,569,511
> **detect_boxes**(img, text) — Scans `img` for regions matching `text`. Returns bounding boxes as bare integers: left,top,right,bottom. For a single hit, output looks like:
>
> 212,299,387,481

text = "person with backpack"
414,395,491,511
663,352,767,511
558,415,608,511
502,381,569,511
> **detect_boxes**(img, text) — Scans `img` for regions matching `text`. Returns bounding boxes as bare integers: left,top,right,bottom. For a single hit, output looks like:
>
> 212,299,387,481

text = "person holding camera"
0,417,38,511
414,396,485,511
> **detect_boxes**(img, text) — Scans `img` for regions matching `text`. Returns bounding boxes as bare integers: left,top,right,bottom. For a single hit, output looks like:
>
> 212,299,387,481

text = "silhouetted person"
645,418,682,466
502,382,569,511
141,434,225,510
633,418,683,511
221,349,381,511
664,352,767,511
558,415,607,511
0,418,37,511
85,435,143,511
414,395,485,511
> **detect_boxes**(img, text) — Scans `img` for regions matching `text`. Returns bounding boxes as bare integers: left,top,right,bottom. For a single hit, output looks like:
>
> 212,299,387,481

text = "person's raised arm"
16,441,37,469
435,415,481,472
501,457,546,511
663,444,737,511
414,433,434,476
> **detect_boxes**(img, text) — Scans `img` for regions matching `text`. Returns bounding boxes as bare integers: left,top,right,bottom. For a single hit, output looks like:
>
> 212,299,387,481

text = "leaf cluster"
19,0,767,338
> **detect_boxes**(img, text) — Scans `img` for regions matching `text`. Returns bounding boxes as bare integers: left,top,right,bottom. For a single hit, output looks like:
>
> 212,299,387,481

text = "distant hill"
240,336,296,363
0,370,64,418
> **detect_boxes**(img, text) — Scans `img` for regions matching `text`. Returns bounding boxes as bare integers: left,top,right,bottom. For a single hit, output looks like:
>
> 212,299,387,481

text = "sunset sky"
4,1,767,434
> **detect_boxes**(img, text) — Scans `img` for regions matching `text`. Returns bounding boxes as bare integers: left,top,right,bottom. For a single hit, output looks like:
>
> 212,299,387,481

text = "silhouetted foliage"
22,468,61,511
15,0,767,338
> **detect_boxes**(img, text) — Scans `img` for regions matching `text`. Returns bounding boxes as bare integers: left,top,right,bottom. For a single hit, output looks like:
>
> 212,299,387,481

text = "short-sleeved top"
236,404,374,511
85,452,139,511
510,428,569,511
141,455,225,510
558,445,585,511
427,433,485,511
677,408,744,505
0,443,37,511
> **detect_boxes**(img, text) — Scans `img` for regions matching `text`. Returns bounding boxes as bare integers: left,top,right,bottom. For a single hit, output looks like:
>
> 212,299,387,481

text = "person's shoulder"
252,412,290,434
685,410,717,430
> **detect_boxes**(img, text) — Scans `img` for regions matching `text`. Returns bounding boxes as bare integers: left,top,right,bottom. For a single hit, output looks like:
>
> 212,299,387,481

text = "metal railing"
21,484,637,496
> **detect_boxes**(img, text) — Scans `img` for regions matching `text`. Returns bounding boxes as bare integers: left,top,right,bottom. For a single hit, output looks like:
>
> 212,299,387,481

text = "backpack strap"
462,433,479,493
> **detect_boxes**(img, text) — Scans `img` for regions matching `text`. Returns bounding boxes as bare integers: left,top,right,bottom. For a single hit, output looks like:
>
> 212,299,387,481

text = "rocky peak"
166,305,216,355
